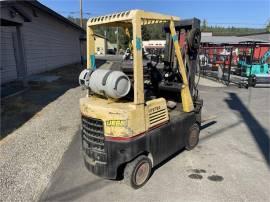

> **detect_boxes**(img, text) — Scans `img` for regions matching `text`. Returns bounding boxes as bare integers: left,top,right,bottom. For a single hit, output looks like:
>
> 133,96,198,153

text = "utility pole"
80,0,83,27
116,27,119,54
104,29,107,55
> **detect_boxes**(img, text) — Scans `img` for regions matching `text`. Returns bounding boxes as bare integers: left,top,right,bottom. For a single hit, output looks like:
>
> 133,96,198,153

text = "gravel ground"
0,86,84,201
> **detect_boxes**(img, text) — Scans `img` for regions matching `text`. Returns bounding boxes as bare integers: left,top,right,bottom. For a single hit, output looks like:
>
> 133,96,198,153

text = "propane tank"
79,69,131,99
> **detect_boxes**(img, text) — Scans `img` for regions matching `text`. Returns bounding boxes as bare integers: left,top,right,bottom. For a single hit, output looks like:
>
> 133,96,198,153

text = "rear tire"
185,123,200,150
187,28,201,51
124,155,152,189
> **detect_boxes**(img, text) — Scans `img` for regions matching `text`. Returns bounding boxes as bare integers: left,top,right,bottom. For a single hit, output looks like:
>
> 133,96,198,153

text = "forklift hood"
80,96,146,139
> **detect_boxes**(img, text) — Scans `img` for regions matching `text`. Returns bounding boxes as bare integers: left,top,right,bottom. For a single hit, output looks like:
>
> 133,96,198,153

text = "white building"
142,40,166,49
0,0,85,84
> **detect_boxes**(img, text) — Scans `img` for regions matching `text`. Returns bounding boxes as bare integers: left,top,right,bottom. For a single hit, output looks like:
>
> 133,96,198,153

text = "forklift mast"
163,18,201,96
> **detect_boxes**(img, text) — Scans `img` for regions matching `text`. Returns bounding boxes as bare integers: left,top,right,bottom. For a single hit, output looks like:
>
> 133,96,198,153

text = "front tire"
185,123,200,150
124,155,152,189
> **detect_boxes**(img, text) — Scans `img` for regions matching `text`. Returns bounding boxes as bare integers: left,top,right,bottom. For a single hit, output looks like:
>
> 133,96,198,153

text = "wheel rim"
189,129,198,147
135,162,150,186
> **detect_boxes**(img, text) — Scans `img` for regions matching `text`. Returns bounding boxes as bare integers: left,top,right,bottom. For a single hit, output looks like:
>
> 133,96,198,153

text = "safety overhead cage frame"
86,10,193,112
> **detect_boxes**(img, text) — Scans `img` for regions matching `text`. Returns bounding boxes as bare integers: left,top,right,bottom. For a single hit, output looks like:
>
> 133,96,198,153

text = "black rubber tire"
185,123,200,150
124,155,152,189
187,28,201,51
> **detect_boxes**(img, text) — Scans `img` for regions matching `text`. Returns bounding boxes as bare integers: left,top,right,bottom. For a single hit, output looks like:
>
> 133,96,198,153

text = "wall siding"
0,27,17,83
1,3,84,84
20,4,83,75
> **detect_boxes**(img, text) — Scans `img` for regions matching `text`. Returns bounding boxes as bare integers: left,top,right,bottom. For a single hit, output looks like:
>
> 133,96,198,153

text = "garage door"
0,26,17,84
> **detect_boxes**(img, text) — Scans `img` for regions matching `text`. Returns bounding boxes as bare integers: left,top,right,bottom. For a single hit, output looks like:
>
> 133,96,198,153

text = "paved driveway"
40,85,270,202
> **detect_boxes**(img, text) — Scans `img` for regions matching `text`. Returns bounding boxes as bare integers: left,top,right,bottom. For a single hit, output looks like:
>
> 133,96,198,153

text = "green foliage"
200,19,267,36
266,19,270,32
201,25,266,36
142,24,165,40
67,16,87,28
95,27,131,49
142,26,150,40
118,27,131,49
202,19,208,29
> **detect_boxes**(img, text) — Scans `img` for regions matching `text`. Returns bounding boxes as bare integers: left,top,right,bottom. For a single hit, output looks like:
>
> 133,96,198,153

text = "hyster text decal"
149,106,161,113
106,120,126,127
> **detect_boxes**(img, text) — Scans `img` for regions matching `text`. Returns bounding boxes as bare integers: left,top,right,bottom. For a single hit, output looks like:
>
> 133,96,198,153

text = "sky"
40,0,270,28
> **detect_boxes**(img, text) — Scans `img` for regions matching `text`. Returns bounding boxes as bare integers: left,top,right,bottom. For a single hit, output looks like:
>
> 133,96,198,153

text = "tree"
266,19,270,32
202,19,208,30
142,26,150,40
118,27,131,49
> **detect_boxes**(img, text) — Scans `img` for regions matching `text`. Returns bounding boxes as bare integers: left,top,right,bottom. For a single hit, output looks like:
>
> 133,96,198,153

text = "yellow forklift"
79,10,203,189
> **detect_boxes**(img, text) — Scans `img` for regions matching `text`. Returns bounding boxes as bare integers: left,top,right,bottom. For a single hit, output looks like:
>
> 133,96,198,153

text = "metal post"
104,29,107,55
227,47,233,86
222,47,226,81
80,0,83,27
169,19,194,112
249,44,255,76
258,46,262,60
116,27,119,54
132,16,144,104
203,47,206,75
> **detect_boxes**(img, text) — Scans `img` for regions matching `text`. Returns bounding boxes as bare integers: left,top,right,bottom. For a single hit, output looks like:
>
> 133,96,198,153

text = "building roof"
201,35,270,45
237,33,270,43
201,32,213,37
26,0,85,32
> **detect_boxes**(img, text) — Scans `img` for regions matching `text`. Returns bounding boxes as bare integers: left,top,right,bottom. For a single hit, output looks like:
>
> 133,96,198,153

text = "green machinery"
238,49,270,86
